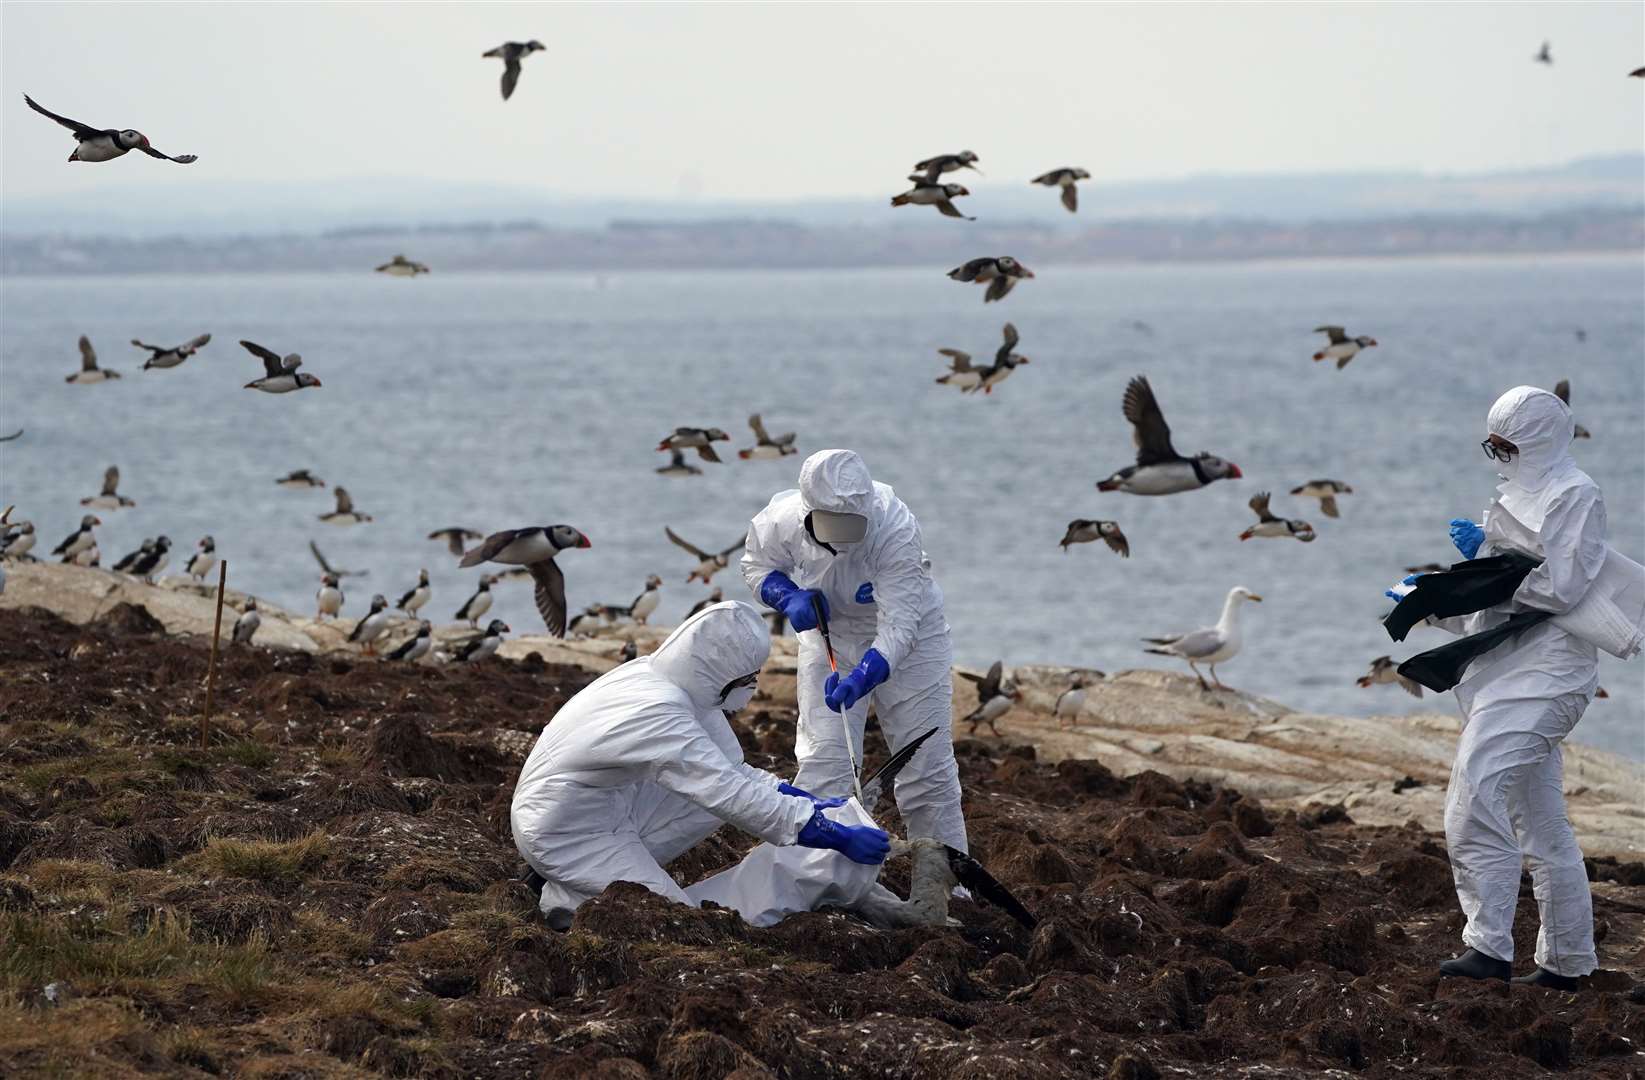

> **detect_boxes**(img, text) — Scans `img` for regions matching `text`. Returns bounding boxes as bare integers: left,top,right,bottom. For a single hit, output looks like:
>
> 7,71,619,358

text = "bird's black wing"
665,526,709,560
996,323,1019,364
1061,185,1078,213
386,632,421,660
240,340,286,378
935,200,973,220
945,846,1037,929
860,727,939,806
308,539,336,575
1250,492,1276,522
948,258,989,282
136,144,197,164
1122,375,1179,465
396,583,419,608
79,336,98,372
980,659,1003,698
23,94,103,138
501,58,522,100
748,413,771,444
459,528,523,567
528,558,569,637
0,430,20,442
1314,325,1348,344
1105,527,1130,558
1554,379,1571,406
717,537,747,559
130,339,163,356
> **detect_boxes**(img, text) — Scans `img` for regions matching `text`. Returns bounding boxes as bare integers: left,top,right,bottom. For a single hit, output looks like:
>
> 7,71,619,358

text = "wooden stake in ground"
201,560,227,750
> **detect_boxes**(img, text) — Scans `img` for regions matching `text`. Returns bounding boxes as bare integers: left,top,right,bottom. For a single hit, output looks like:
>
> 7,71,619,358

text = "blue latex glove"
823,648,891,711
1449,519,1484,560
777,781,847,811
796,808,891,865
855,582,874,604
1385,574,1423,602
759,571,829,632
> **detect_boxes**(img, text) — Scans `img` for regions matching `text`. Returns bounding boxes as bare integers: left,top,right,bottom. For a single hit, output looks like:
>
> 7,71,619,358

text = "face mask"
720,686,757,714
1494,453,1521,483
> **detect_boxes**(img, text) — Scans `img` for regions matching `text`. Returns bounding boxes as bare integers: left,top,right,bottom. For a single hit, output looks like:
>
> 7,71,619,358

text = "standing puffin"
1030,167,1091,213
1289,479,1353,519
913,150,981,182
349,595,392,655
81,466,136,510
948,257,1035,303
240,339,321,393
375,254,429,277
454,619,510,663
455,575,495,628
458,524,591,637
890,177,974,220
483,40,545,100
396,569,431,616
1239,492,1316,542
23,94,197,164
628,574,663,625
738,414,797,460
1055,677,1089,729
387,620,433,662
3,519,37,560
112,538,157,574
1096,376,1242,495
132,333,211,370
276,469,326,489
66,336,119,384
319,487,373,526
316,573,345,620
231,598,261,645
52,514,101,561
119,535,171,582
1311,326,1377,369
186,536,217,582
1059,520,1129,556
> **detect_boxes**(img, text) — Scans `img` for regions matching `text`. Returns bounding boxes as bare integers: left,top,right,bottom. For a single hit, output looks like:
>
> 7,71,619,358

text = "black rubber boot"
1511,967,1582,991
1439,947,1511,982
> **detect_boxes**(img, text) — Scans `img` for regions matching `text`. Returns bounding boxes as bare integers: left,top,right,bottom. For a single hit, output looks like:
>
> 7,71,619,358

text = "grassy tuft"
187,831,330,883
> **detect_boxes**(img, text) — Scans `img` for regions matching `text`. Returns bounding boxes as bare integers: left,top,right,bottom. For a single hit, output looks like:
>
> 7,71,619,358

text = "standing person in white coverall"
1432,385,1607,990
510,601,891,928
742,449,969,854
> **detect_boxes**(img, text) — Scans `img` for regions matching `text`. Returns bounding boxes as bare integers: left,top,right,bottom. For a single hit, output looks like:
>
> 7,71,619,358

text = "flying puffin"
66,336,119,384
455,575,495,628
349,594,392,655
738,414,797,460
81,466,136,510
1059,520,1129,556
186,536,216,582
934,347,981,392
960,661,1018,737
131,333,210,370
319,487,372,526
1554,380,1590,438
665,527,744,584
316,573,344,619
118,535,171,582
23,94,197,164
240,339,321,393
947,257,1035,303
656,449,703,477
483,40,545,100
1534,41,1552,65
890,177,974,220
387,620,433,662
454,619,510,663
972,323,1030,394
396,569,431,616
428,527,484,557
52,514,100,561
657,427,730,462
912,150,980,183
458,524,591,637
375,254,429,277
1357,655,1422,698
1096,375,1242,495
1311,326,1377,369
276,469,326,489
231,598,261,645
1030,166,1091,212
1289,479,1353,518
686,586,724,618
628,574,663,625
1239,492,1316,542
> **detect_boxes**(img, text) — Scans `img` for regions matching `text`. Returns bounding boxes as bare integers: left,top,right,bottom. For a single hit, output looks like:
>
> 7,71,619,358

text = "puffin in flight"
241,340,321,393
1059,520,1129,556
890,177,973,220
483,40,545,100
131,333,211,370
1096,375,1242,495
738,414,797,460
912,150,980,183
1239,492,1316,542
459,524,591,637
81,465,135,510
664,527,745,584
1030,166,1090,212
1311,326,1377,369
66,336,118,384
23,94,197,164
948,257,1034,303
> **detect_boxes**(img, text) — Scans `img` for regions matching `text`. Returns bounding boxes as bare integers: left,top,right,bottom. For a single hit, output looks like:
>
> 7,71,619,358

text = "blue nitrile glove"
855,582,875,604
777,781,847,811
1449,519,1484,560
823,648,891,711
1385,574,1423,602
759,571,829,632
796,808,891,865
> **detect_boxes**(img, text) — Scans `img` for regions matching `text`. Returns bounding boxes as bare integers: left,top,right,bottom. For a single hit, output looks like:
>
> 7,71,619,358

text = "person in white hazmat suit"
742,449,969,854
510,601,891,928
1429,385,1609,990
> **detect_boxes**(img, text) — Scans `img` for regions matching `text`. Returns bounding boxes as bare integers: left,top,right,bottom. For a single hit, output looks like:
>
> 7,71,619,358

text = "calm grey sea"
1,256,1641,758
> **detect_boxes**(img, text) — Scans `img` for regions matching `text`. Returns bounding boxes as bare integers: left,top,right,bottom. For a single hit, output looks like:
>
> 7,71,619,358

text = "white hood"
799,449,877,518
1487,385,1576,524
648,601,771,711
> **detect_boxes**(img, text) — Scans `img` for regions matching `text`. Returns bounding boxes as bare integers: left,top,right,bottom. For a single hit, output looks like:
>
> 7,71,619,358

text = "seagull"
960,660,1017,737
396,569,431,616
1239,492,1316,542
277,469,326,489
1312,326,1377,369
1059,520,1129,556
459,524,591,637
628,574,663,625
656,449,703,477
1030,167,1091,212
1554,380,1590,438
1142,586,1262,691
231,598,261,645
23,93,197,164
455,574,496,628
1534,41,1552,65
657,427,730,463
948,256,1034,303
428,527,484,557
185,536,216,582
319,487,372,526
66,336,118,384
1097,375,1242,495
349,594,392,655
316,573,344,619
912,150,981,183
131,333,211,370
483,40,545,100
240,340,320,393
1289,479,1353,519
309,539,368,579
81,466,136,510
1357,656,1422,698
664,527,744,584
375,254,429,277
453,619,510,663
386,620,433,663
1055,677,1089,729
890,177,974,220
738,414,797,460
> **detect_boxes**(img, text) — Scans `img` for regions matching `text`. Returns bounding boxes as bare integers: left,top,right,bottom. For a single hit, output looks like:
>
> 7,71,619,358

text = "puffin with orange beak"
459,524,591,637
24,94,197,163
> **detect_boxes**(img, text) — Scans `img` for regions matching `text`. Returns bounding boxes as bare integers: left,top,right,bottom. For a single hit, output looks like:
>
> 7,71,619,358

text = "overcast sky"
3,2,1641,204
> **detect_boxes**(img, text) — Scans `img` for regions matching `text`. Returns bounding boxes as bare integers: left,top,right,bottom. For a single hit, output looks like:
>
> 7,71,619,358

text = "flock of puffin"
6,43,1635,710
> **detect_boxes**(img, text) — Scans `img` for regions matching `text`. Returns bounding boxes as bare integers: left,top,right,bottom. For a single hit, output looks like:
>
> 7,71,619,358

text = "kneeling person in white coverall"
510,601,891,928
743,449,969,854
1433,385,1611,990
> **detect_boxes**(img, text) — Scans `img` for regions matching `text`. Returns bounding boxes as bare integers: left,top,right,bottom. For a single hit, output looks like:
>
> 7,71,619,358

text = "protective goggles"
717,671,759,701
1480,438,1517,463
805,509,868,545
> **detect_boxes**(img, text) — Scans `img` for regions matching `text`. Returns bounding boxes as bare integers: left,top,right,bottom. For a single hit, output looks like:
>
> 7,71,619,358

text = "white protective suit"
510,601,880,924
742,449,969,853
1434,386,1608,977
